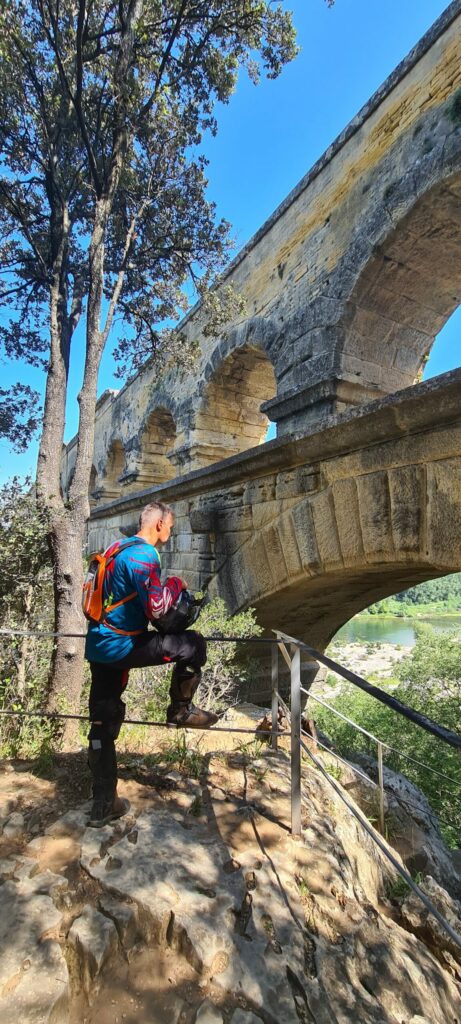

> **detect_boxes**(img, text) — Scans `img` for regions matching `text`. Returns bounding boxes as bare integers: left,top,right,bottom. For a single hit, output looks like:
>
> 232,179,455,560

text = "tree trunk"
47,514,86,702
16,584,34,702
37,197,122,743
50,205,110,742
36,207,87,742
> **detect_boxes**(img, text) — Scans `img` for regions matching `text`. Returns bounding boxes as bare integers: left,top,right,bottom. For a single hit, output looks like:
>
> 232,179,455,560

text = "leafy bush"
196,598,263,712
0,477,55,758
313,627,461,847
365,574,461,616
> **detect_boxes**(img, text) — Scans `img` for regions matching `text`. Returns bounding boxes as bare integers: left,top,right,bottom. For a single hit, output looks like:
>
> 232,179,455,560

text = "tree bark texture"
16,584,34,702
39,203,115,737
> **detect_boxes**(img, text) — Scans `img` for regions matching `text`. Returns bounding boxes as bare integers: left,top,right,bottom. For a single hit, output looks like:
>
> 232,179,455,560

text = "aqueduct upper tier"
87,369,461,653
62,4,461,689
62,2,461,503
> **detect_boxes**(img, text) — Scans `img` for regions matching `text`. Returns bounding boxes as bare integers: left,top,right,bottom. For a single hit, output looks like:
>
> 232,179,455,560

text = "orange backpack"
82,539,139,624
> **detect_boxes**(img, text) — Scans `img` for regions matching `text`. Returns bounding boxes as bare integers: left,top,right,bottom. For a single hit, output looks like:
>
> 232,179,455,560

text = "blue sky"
1,0,459,483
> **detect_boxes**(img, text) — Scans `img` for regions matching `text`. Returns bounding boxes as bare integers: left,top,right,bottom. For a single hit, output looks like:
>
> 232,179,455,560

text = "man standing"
85,500,217,828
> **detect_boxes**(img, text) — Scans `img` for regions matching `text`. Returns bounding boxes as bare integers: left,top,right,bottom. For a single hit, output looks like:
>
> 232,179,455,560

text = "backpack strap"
102,537,150,635
103,621,145,637
104,537,140,568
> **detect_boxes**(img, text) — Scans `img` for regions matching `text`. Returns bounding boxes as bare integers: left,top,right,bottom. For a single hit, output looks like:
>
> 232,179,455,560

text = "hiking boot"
166,702,218,729
88,795,130,829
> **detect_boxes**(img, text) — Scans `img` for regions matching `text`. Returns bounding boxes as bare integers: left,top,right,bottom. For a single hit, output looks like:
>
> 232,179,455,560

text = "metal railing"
270,629,461,834
1,623,461,950
268,629,461,951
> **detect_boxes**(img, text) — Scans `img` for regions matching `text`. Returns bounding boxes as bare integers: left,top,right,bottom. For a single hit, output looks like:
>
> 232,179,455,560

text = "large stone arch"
208,455,461,652
339,174,461,398
264,87,461,435
96,438,126,501
122,405,178,488
139,406,177,483
181,326,277,470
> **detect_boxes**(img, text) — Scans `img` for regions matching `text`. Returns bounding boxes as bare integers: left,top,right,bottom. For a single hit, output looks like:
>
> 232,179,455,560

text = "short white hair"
139,501,174,529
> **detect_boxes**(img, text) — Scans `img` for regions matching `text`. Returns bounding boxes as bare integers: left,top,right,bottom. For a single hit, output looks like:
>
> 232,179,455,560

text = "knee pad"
90,697,126,739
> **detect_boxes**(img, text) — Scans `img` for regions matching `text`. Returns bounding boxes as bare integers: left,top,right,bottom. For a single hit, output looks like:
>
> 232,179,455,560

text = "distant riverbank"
333,613,461,647
320,642,407,693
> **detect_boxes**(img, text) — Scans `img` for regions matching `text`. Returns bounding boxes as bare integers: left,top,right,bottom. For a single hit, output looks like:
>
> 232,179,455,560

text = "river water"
333,615,461,647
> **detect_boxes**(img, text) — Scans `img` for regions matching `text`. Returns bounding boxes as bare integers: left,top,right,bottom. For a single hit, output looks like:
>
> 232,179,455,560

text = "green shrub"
312,628,461,848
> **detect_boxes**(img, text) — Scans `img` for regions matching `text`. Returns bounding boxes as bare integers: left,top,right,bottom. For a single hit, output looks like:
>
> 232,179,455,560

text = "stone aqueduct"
63,3,461,676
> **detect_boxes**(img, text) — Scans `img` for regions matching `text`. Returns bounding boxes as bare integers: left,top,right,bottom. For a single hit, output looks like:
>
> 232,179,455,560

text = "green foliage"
0,477,50,614
234,738,266,763
0,477,54,758
322,757,343,782
386,871,423,903
144,669,172,723
313,628,461,848
163,731,204,778
0,1,298,388
365,574,461,616
296,875,311,900
197,597,263,712
156,732,205,779
0,385,41,451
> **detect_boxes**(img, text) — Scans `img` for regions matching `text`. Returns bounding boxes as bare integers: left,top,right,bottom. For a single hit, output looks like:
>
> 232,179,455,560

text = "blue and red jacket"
85,536,184,663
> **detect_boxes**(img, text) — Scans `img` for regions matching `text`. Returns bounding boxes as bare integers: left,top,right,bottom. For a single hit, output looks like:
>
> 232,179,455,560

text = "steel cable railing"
1,624,461,951
302,685,461,785
275,684,461,952
275,629,461,749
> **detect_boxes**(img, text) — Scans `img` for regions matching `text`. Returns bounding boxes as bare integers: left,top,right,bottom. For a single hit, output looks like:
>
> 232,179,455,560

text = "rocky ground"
0,706,460,1024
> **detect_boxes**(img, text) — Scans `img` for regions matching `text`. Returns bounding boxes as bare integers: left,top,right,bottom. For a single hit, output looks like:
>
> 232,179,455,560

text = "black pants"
87,629,207,797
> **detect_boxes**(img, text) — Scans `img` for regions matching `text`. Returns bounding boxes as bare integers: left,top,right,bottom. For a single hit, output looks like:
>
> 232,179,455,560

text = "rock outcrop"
349,752,461,899
0,714,460,1023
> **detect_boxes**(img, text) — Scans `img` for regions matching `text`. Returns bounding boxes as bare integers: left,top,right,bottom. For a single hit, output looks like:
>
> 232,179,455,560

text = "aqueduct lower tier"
88,370,461,653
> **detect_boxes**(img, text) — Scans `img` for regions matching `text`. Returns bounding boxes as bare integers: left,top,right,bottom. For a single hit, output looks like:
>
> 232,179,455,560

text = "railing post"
290,644,302,838
377,741,385,834
271,643,279,751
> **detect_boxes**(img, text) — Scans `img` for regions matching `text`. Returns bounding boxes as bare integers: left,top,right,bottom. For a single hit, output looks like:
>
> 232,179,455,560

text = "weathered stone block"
331,478,365,566
310,489,343,570
260,523,288,585
290,499,321,575
426,460,461,566
388,465,425,555
275,510,303,580
356,472,394,562
275,467,319,500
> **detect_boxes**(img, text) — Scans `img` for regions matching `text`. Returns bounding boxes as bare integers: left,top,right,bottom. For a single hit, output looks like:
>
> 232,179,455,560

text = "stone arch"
97,439,126,500
136,406,177,486
187,339,277,468
208,458,461,652
423,304,461,380
203,318,278,378
339,169,461,398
